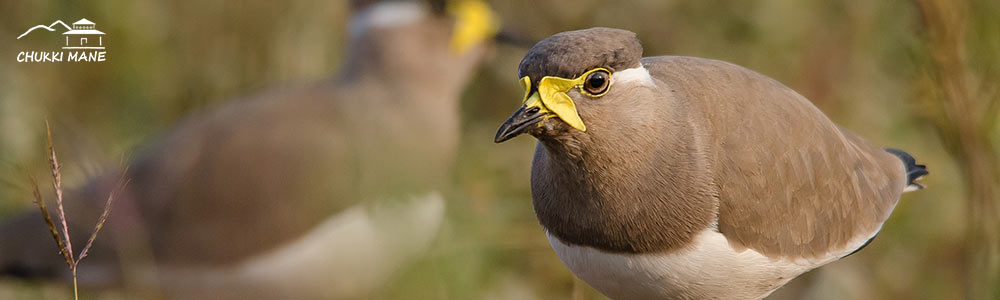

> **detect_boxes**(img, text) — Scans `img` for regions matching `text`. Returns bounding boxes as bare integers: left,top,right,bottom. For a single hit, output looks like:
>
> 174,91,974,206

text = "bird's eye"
582,70,610,96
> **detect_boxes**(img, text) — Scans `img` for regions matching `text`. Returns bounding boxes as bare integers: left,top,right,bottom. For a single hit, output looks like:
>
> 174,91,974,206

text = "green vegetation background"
0,0,996,299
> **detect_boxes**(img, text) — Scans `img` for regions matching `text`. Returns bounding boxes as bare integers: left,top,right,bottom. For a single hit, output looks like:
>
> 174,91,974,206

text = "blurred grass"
1,0,997,299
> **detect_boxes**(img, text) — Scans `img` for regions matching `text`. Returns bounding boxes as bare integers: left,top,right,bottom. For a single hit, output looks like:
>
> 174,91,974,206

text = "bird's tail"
884,148,929,192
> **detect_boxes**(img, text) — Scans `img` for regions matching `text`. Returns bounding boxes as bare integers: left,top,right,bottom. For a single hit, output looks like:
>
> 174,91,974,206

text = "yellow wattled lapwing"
495,28,927,300
0,0,505,298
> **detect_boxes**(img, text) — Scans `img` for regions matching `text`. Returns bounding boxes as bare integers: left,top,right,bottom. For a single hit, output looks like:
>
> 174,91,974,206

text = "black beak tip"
494,122,516,143
494,106,544,144
494,29,536,48
494,131,511,143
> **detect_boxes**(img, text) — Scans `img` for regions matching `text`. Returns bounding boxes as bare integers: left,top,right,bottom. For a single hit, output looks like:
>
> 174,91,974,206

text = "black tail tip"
885,148,928,191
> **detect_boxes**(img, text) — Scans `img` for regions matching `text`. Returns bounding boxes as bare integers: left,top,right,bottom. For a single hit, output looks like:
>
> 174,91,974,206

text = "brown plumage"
0,1,492,298
653,56,907,259
496,27,926,299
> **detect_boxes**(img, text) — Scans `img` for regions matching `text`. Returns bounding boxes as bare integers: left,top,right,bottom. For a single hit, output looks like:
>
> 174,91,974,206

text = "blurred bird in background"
0,0,504,298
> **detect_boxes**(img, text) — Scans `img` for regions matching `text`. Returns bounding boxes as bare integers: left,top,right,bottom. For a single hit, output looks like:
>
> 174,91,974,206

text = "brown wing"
59,81,456,267
108,87,358,265
644,56,907,259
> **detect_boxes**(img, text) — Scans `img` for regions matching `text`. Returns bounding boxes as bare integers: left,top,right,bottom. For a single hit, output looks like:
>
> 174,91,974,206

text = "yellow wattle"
538,76,586,131
448,0,500,55
518,68,612,132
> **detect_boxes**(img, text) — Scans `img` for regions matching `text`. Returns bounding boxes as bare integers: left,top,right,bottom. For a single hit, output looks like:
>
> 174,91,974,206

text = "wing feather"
644,56,906,259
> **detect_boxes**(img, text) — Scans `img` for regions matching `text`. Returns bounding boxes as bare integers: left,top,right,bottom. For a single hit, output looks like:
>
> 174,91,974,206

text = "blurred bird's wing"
118,88,360,266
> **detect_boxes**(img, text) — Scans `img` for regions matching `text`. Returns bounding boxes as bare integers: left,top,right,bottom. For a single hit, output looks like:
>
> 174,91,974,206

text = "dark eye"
583,70,610,96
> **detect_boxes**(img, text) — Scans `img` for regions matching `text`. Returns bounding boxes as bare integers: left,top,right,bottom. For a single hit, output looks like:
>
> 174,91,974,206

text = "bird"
494,27,928,300
0,0,502,298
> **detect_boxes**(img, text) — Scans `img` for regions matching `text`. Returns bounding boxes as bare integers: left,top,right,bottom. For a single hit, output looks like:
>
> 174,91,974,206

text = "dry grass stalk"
28,120,129,300
912,0,1000,297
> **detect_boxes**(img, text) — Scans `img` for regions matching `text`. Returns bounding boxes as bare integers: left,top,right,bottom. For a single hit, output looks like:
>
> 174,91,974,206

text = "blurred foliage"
0,0,997,299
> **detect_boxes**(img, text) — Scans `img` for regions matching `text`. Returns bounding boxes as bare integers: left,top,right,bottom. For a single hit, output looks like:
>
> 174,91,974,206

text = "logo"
16,18,107,63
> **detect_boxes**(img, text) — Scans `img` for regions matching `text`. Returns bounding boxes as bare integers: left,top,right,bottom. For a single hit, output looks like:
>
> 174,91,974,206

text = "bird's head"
494,28,654,143
345,0,503,85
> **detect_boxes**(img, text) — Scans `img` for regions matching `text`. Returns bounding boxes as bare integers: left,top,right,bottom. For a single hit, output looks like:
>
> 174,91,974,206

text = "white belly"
149,193,446,299
547,229,858,300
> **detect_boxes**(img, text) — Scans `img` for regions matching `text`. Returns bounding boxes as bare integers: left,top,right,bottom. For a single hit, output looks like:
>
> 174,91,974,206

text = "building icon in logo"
63,18,104,50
